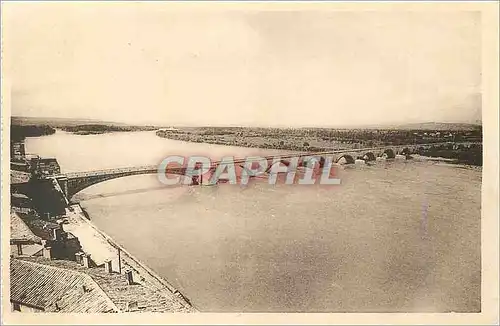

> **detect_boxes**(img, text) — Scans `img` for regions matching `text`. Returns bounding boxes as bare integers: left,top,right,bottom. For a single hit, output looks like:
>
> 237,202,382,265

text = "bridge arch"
381,149,396,159
62,167,188,200
362,152,376,162
336,154,355,165
399,147,411,155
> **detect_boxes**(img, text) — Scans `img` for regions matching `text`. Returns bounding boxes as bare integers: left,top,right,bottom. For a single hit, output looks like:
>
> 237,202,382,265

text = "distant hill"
10,116,168,130
299,121,483,131
389,122,482,131
11,116,482,131
11,116,130,127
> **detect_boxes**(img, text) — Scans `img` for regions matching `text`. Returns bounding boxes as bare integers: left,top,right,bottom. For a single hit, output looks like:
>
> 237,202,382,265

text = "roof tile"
10,213,42,244
12,257,194,313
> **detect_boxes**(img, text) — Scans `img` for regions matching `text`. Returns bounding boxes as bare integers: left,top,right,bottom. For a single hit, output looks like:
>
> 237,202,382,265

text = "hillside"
389,122,481,131
11,116,130,128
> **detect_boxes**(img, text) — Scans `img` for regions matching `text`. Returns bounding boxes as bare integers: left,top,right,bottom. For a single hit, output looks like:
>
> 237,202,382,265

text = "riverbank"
11,124,56,141
156,129,482,166
61,124,158,135
156,128,354,152
156,126,481,152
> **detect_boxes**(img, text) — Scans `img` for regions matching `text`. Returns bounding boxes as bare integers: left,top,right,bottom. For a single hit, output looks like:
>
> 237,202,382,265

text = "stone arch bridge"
49,143,469,200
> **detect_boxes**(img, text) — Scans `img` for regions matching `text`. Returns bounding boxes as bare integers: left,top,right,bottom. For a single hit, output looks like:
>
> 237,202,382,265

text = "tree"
303,141,310,148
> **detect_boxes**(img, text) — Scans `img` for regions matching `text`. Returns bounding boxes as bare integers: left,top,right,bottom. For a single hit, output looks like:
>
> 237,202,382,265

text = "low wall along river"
65,204,196,311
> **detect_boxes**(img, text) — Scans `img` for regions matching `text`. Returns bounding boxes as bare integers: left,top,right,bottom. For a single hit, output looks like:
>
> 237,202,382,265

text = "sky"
3,3,482,127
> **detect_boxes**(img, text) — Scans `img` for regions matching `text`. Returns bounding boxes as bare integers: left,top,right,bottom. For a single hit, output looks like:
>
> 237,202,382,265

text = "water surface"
25,131,482,312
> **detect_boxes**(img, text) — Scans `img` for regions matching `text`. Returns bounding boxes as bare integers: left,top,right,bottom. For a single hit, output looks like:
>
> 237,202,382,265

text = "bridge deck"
59,141,480,179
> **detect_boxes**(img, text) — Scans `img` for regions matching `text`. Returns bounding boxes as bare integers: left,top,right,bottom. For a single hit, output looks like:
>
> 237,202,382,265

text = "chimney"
125,301,138,312
75,252,84,264
125,270,134,285
82,254,92,268
104,260,113,274
43,246,53,260
52,228,62,241
17,243,23,256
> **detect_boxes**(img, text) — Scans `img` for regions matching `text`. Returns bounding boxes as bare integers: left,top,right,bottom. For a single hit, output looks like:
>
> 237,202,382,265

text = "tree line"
11,125,56,141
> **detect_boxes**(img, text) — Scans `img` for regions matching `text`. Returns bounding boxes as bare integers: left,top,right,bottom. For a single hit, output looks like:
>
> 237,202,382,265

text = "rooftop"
12,193,30,199
10,170,31,184
11,257,194,313
11,258,117,313
10,213,42,244
14,212,59,241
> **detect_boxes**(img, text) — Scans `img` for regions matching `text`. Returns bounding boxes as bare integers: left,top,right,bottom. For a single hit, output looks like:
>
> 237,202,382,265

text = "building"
11,151,61,177
10,258,117,313
10,257,194,313
10,212,44,257
11,142,26,162
11,193,34,214
11,161,29,172
29,157,61,176
11,170,31,186
10,212,82,260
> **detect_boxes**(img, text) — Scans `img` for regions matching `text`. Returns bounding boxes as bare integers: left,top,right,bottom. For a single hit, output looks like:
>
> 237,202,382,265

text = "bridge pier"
55,176,69,198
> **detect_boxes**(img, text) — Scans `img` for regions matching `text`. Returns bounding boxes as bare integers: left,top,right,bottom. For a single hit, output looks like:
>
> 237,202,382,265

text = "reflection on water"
25,131,481,312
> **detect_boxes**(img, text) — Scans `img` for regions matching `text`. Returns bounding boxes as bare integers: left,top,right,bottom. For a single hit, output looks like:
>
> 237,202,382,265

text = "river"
25,130,482,312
